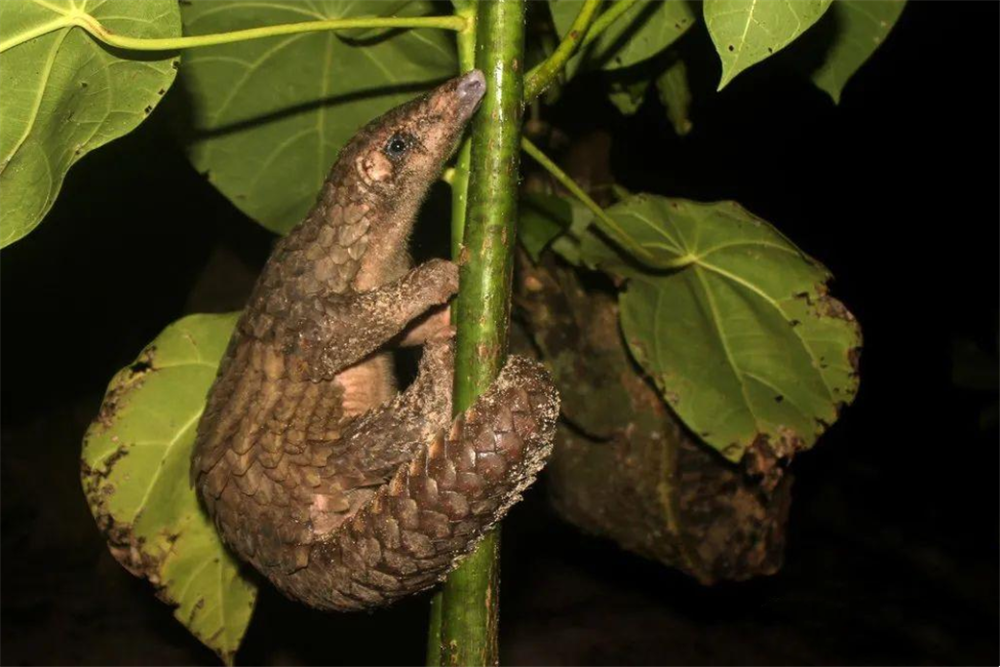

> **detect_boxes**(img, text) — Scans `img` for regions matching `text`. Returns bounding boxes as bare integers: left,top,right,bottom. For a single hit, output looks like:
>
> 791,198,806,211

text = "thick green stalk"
432,1,525,665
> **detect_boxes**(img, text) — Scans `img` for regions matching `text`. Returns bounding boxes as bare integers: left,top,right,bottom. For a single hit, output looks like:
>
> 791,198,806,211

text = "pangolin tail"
273,355,560,611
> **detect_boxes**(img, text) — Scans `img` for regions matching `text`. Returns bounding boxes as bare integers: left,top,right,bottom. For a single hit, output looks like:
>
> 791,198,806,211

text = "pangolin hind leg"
305,338,457,542
329,337,455,481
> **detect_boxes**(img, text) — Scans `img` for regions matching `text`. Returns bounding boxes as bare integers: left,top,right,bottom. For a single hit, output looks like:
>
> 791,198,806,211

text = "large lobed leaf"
811,0,906,103
517,258,790,583
178,0,457,235
579,195,861,463
0,0,181,248
81,313,254,664
704,0,833,89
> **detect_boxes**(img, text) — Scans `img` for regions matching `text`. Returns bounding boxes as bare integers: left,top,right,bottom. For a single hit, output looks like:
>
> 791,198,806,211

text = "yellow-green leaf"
655,57,693,136
518,191,593,265
705,0,833,89
0,0,180,248
81,313,254,664
549,0,694,73
580,195,861,463
608,76,651,116
811,0,906,103
178,0,456,235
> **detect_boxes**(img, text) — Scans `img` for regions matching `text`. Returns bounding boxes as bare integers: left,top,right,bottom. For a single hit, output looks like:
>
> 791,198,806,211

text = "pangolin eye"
383,133,411,159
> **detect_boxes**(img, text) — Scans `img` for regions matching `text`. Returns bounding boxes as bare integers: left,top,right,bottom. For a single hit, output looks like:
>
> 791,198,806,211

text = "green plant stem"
428,3,480,664
426,581,444,666
521,137,693,269
0,9,465,54
448,1,480,258
523,0,602,103
522,0,643,105
519,0,691,269
432,1,525,665
519,136,636,253
582,0,640,48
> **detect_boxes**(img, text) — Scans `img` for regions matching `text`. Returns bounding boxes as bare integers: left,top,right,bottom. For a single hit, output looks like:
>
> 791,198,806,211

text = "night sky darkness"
2,2,997,665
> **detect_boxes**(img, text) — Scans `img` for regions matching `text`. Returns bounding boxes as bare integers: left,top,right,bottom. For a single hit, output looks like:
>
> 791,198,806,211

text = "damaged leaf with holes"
0,0,181,248
515,256,791,583
80,313,254,664
704,0,833,89
575,195,861,473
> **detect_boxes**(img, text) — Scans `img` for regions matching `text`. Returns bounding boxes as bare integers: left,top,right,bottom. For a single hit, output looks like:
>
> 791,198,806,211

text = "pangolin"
191,70,559,611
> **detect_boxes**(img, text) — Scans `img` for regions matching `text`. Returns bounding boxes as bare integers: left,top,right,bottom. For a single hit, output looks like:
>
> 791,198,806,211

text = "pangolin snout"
453,69,486,120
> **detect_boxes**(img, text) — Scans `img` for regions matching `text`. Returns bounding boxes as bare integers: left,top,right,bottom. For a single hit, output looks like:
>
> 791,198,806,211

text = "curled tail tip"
497,353,561,428
466,354,561,491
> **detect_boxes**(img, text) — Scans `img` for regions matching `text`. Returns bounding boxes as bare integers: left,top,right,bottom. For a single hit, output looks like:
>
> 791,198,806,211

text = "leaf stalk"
523,0,602,102
582,0,640,49
521,136,693,268
0,10,466,54
522,0,642,104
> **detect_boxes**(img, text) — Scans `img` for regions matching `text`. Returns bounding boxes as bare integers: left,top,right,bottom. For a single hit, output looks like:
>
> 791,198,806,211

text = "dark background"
2,1,997,665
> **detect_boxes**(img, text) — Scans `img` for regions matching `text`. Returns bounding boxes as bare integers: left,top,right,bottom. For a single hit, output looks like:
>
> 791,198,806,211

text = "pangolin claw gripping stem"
191,71,559,611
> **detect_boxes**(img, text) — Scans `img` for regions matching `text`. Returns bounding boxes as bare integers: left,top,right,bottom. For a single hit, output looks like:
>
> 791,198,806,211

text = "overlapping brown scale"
191,74,561,612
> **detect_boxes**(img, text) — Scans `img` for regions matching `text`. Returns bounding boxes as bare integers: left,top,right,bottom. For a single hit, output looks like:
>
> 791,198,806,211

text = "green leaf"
705,0,833,89
519,193,572,261
655,58,693,136
518,191,593,265
549,0,695,73
811,0,906,103
81,313,255,664
0,0,181,248
582,195,861,462
519,260,791,583
178,0,456,235
607,76,651,116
